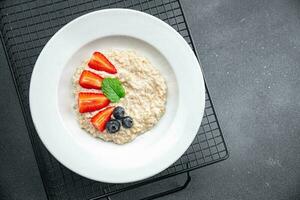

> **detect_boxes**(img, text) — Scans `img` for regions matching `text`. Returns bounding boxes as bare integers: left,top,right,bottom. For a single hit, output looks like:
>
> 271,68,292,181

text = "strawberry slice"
91,106,115,132
79,70,103,89
88,52,117,74
78,92,110,113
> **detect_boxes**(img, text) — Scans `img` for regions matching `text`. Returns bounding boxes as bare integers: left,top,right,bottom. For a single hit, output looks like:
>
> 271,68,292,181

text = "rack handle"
106,172,191,200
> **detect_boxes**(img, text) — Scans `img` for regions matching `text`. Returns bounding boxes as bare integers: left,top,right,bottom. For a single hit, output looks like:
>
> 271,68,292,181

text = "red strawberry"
78,92,110,113
91,106,115,132
88,52,117,74
79,70,103,89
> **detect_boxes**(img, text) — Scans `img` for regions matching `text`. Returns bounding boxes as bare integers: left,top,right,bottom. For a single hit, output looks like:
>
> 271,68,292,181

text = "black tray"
0,0,228,199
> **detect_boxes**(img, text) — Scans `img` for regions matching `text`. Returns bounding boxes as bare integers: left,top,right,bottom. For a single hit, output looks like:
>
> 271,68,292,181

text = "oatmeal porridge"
72,50,167,144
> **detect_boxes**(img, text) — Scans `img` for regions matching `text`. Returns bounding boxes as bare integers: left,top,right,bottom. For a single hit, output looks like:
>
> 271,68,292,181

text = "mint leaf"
102,78,125,103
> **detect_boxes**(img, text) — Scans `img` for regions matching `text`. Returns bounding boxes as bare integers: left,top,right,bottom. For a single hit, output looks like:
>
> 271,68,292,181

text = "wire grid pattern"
0,0,228,199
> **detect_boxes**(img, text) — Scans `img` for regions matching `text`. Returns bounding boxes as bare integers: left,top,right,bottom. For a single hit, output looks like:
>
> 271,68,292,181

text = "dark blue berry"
106,119,120,133
122,116,133,128
113,106,125,119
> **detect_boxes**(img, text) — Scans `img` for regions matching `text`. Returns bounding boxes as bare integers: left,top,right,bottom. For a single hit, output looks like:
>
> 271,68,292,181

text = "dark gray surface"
0,38,47,199
0,0,299,199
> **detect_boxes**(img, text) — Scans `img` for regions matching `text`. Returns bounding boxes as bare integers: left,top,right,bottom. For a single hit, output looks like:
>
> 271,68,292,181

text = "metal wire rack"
0,0,228,199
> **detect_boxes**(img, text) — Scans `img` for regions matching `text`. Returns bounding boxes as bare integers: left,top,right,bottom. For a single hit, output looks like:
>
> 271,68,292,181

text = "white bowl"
30,9,205,183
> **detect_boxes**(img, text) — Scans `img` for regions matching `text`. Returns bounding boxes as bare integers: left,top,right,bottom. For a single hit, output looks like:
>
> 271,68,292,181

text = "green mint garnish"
102,78,125,103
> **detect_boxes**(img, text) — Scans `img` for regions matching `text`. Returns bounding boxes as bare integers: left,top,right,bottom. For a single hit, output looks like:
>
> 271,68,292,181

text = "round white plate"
30,9,205,183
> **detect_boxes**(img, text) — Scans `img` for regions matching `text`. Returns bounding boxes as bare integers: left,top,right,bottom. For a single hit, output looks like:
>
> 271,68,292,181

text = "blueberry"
113,106,125,119
122,116,133,128
106,119,120,133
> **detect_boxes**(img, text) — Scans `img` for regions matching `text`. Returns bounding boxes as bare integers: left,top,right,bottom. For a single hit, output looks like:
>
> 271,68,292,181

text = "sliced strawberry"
88,52,117,74
91,106,115,132
78,92,110,113
79,70,103,89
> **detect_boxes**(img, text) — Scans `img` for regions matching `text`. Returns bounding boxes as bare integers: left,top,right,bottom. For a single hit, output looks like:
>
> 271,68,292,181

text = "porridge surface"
73,50,167,144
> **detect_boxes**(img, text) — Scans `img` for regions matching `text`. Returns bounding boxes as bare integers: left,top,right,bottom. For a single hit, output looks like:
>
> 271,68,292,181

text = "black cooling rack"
0,0,228,199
